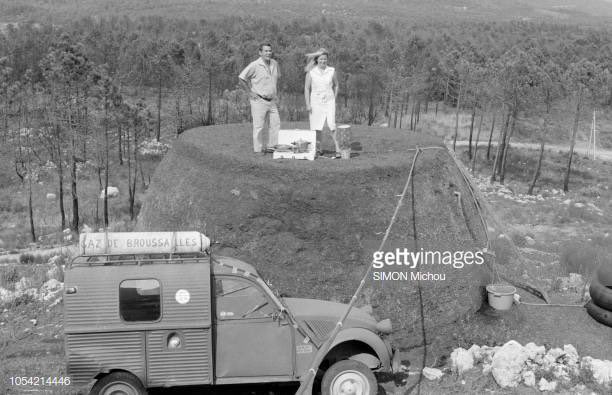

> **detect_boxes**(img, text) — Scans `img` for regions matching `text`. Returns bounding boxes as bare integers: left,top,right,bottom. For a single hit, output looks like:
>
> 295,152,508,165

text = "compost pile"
138,122,492,347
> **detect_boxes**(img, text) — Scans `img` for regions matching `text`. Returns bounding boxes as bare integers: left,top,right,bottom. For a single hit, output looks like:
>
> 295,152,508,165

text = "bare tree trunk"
206,71,214,126
118,124,123,165
486,112,496,160
444,76,449,104
528,141,545,195
57,130,66,230
156,70,162,141
175,96,183,136
104,100,110,228
496,110,511,176
453,82,462,152
435,101,439,117
468,105,476,160
500,110,517,184
564,90,582,192
28,175,36,242
491,107,508,183
70,152,79,232
471,110,484,172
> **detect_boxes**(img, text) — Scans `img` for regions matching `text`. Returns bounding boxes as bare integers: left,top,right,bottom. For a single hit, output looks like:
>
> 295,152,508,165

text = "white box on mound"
273,129,316,161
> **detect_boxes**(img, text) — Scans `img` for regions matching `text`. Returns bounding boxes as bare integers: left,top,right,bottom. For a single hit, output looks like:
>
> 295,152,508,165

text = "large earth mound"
137,122,492,347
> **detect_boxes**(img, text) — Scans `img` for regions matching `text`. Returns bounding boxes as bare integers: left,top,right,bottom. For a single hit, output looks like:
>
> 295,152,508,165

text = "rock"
99,186,119,199
450,347,474,374
524,236,536,246
538,378,557,392
574,202,584,208
468,344,484,363
0,287,15,304
15,277,33,294
524,342,545,362
230,188,240,196
422,367,444,380
521,370,536,387
46,193,56,200
562,344,580,367
29,318,37,325
551,363,571,382
46,265,60,281
42,279,63,292
542,348,564,371
581,356,612,386
491,340,528,388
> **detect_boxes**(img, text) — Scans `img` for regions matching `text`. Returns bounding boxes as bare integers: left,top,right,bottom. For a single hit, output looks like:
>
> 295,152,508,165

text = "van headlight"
376,318,392,334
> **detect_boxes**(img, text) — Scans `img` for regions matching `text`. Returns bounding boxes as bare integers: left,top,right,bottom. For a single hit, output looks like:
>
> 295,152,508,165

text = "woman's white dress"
309,66,336,131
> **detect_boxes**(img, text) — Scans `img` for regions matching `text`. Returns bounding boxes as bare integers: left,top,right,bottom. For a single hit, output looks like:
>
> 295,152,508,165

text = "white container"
486,284,516,311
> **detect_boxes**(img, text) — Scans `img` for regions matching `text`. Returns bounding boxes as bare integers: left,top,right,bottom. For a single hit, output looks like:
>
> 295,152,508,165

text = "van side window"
119,279,161,322
215,278,275,319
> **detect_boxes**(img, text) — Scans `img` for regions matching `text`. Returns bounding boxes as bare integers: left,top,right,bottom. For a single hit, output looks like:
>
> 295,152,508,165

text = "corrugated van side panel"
146,329,212,386
156,262,211,328
66,332,145,385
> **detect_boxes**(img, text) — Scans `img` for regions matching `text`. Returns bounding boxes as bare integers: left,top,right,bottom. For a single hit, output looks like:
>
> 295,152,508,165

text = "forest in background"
0,12,611,243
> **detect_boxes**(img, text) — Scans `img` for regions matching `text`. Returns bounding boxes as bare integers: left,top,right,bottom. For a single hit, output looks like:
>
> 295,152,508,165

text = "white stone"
524,236,536,246
46,193,56,200
542,348,564,371
491,340,528,388
450,347,474,374
0,287,15,304
563,199,571,205
524,342,545,362
422,367,444,380
468,344,484,363
15,277,33,293
581,356,612,386
99,186,119,199
562,344,580,367
574,202,584,208
230,189,240,196
522,370,536,387
46,265,59,281
538,378,557,392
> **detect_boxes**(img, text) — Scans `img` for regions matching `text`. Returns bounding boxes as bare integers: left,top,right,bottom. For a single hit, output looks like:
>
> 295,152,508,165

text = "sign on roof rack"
79,232,210,256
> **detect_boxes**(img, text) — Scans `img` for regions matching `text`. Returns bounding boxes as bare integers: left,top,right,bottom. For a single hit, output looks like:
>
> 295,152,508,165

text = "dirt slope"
137,122,494,347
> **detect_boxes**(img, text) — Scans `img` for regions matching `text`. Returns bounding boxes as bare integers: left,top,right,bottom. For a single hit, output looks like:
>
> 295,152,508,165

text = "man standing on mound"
239,43,281,154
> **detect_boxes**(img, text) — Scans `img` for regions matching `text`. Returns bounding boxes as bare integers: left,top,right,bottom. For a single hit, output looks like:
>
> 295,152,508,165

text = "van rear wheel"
321,360,377,395
90,372,147,395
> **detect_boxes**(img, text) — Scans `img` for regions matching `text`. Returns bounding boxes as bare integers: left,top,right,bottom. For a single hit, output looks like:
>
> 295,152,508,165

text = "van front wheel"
321,360,377,395
90,372,147,395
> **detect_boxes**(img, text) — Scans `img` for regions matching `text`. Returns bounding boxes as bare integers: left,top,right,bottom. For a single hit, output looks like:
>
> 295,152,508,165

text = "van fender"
328,328,391,370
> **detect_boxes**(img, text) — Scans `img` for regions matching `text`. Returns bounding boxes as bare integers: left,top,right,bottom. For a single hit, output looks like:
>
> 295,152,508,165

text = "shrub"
19,253,36,264
0,265,19,288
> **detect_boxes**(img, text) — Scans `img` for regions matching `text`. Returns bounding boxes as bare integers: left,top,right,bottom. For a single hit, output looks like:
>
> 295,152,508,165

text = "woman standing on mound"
304,48,341,157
